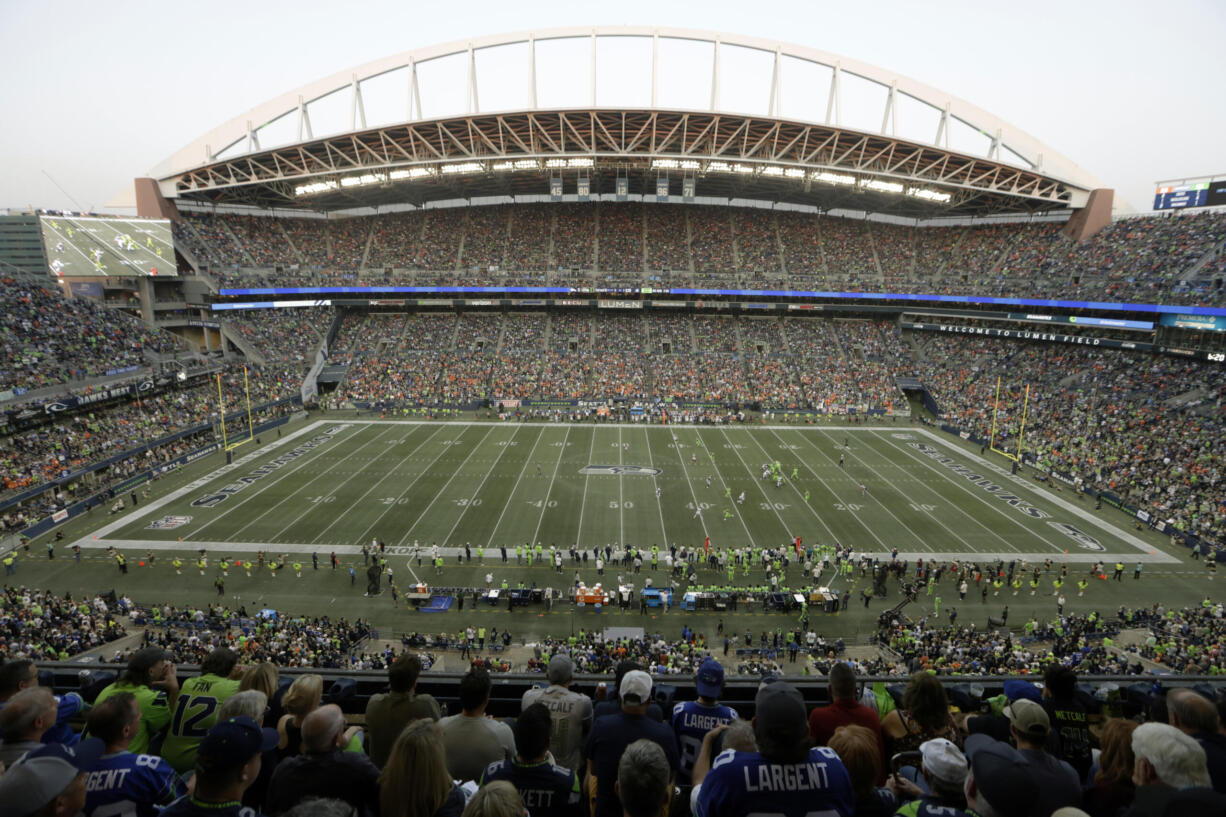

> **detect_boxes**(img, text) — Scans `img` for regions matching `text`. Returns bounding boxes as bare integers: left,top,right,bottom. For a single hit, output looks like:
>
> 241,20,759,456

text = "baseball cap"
620,670,653,704
1003,679,1042,703
753,681,808,744
963,734,1038,817
1003,698,1050,739
695,659,725,698
547,654,574,685
919,737,968,786
0,737,104,817
197,716,279,770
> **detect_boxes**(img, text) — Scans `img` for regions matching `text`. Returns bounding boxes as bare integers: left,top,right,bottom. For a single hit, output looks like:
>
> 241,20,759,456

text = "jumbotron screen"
39,215,175,277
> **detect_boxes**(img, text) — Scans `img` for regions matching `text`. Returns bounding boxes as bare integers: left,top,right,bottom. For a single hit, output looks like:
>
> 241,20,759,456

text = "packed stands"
0,278,185,393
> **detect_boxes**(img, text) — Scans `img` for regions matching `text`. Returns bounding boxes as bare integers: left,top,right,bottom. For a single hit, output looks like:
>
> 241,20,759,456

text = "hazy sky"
1,0,1222,214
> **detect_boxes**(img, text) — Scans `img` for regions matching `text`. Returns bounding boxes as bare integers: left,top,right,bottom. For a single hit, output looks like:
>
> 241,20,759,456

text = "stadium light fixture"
652,159,681,169
909,187,952,203
861,179,904,194
761,166,785,177
732,164,755,174
294,180,339,196
566,158,594,168
706,161,731,173
340,173,387,188
813,172,855,186
441,162,485,175
544,158,568,168
783,168,805,178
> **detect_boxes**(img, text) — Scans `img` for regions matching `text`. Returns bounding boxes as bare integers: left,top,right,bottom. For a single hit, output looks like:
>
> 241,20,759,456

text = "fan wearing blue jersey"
481,702,581,817
83,693,189,817
694,681,855,817
672,658,738,786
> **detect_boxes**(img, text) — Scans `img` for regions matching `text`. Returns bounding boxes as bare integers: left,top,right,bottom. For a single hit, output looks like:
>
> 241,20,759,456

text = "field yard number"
778,444,799,450
723,444,744,450
609,501,634,509
440,440,462,446
834,503,863,511
497,441,517,447
308,495,335,503
380,497,410,506
528,499,558,508
455,498,482,507
551,441,571,447
687,502,712,510
908,503,937,512
760,502,790,510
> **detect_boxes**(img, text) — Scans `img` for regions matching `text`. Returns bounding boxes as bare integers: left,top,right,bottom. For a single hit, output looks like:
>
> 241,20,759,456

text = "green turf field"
8,416,1216,647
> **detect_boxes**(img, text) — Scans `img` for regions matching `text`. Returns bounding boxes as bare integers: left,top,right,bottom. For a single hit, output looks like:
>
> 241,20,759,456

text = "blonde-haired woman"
277,673,323,758
381,719,467,817
461,782,524,817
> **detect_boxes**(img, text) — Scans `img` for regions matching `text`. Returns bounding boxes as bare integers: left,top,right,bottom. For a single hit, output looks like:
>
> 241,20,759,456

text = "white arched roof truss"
151,27,1103,197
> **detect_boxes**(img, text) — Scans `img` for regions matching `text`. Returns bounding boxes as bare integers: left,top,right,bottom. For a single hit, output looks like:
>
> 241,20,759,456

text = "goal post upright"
216,372,229,451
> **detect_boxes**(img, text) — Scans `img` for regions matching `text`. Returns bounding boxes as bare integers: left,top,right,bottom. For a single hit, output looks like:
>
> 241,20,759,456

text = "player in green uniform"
93,647,179,755
160,647,242,773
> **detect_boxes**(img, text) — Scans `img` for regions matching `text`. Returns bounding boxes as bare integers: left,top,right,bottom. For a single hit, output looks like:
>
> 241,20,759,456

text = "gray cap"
548,653,574,684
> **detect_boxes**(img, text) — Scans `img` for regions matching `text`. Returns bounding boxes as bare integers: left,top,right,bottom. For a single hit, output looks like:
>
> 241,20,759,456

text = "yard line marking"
183,424,365,542
848,426,1059,554
617,427,625,547
355,425,489,546
531,425,572,548
668,427,710,541
486,426,548,545
733,427,837,543
693,428,754,544
794,428,973,553
573,428,599,549
643,426,669,546
308,424,446,543
713,427,790,544
758,428,889,549
395,424,499,546
909,428,1177,561
437,424,529,547
236,425,403,543
74,421,332,545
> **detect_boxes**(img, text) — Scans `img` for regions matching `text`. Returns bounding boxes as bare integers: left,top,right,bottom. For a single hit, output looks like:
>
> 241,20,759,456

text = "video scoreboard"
1153,178,1226,211
39,214,175,278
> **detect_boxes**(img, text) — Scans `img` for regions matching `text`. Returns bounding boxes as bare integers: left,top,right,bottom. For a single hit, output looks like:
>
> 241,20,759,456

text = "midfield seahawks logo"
579,465,662,476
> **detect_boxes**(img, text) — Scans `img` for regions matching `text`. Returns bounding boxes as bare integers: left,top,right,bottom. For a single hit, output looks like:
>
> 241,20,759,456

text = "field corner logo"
148,515,192,530
579,465,662,476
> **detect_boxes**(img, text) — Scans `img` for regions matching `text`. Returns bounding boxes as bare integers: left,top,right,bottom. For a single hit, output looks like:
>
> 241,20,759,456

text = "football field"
7,416,1211,646
81,418,1175,565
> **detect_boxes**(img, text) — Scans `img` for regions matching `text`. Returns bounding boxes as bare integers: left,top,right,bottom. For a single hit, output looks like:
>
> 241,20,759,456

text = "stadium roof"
147,27,1106,218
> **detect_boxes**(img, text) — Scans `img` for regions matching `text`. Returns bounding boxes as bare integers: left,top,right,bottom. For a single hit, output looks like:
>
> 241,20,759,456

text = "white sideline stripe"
912,428,1179,564
72,538,1171,565
70,420,337,546
669,427,711,541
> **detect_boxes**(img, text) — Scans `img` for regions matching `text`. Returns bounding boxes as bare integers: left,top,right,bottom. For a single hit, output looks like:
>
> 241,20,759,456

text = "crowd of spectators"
4,634,1225,817
0,277,184,393
170,203,1226,305
225,309,331,371
175,205,1226,306
912,334,1225,545
0,587,128,661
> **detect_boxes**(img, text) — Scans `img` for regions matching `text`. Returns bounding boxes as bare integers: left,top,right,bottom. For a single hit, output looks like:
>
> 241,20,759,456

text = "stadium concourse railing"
919,416,1224,560
30,662,1226,722
0,398,303,550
